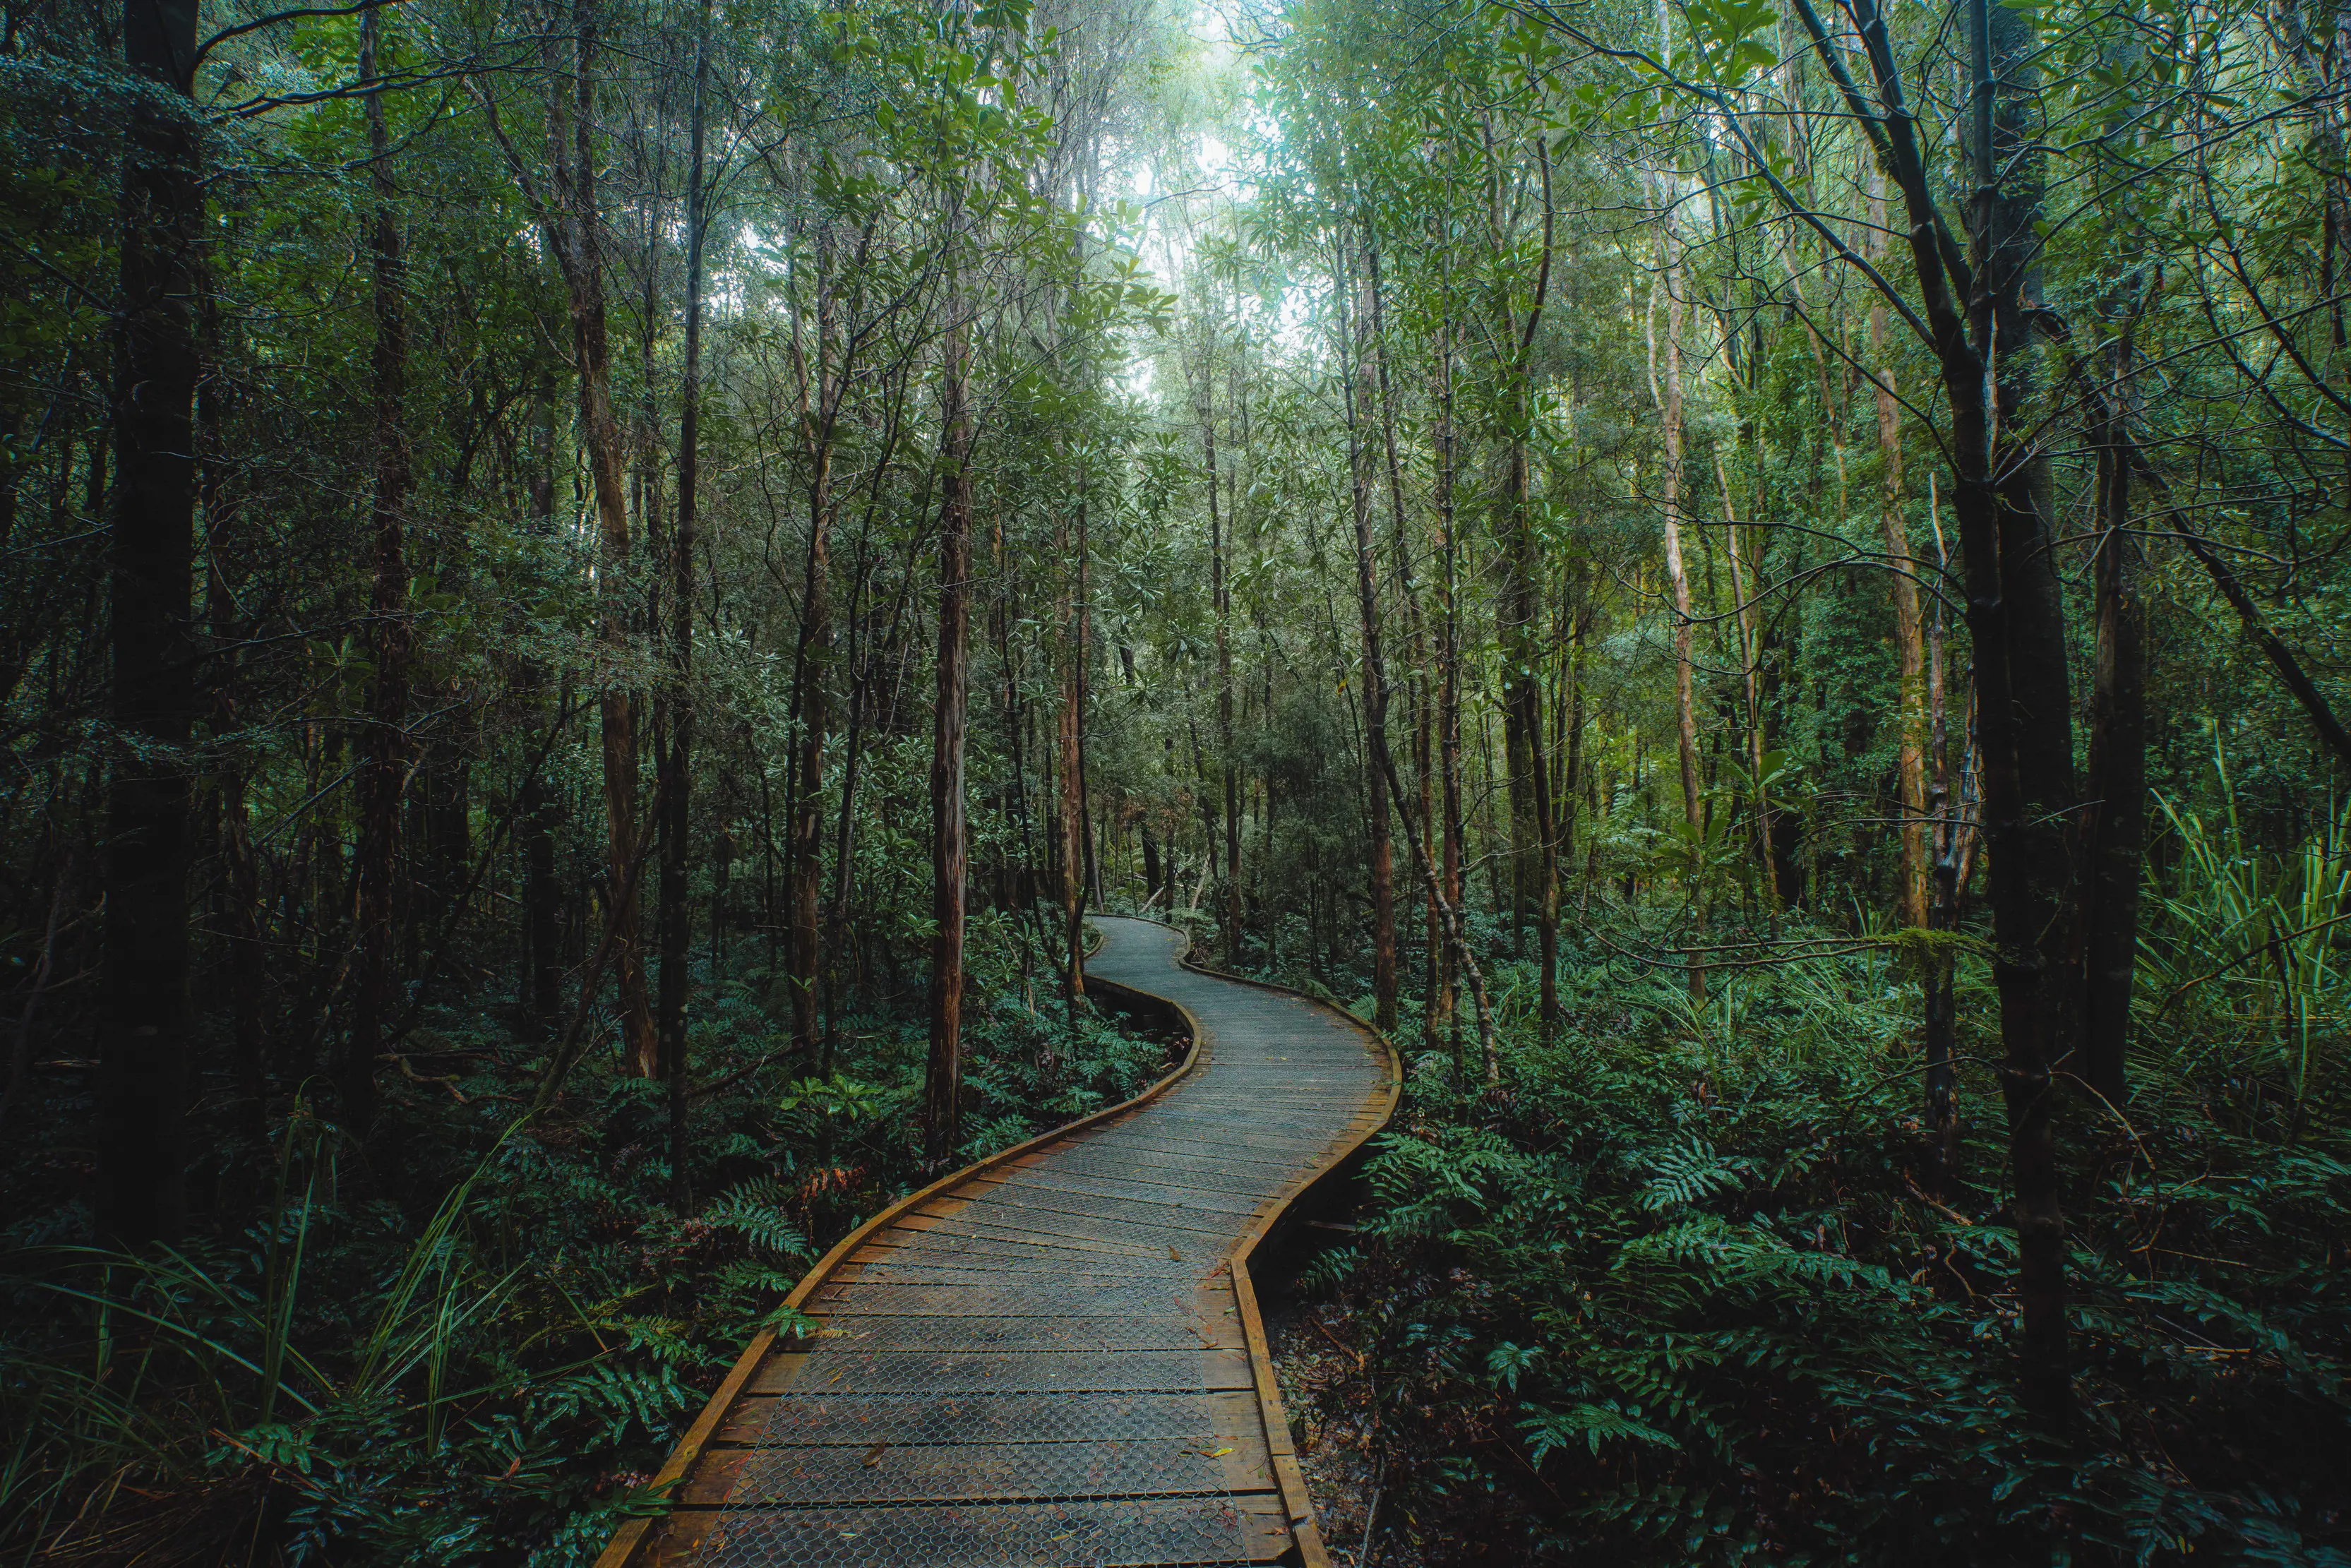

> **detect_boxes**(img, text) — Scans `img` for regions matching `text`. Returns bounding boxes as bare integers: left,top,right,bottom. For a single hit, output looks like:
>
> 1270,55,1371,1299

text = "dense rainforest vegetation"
6,0,2351,1557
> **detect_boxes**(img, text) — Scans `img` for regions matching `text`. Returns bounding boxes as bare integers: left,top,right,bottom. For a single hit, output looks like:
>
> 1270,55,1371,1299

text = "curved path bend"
604,915,1395,1568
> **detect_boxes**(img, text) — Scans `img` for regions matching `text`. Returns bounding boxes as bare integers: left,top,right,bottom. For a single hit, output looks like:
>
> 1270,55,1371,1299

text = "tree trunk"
1495,141,1559,1033
2081,343,2144,1111
1200,333,1241,965
1342,232,1396,1033
522,380,563,1040
348,4,409,1135
1975,0,2078,1427
1924,474,1963,1180
551,0,655,1077
200,303,265,1115
1658,217,1703,908
2178,531,2351,770
102,0,202,1245
1366,237,1432,1043
1868,166,1930,938
926,297,974,1171
1060,482,1091,1005
789,229,837,1057
662,0,710,1211
1802,0,2077,1420
1433,308,1465,1059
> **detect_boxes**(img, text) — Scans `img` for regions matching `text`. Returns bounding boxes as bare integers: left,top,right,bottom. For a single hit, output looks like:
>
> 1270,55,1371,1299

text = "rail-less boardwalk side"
595,916,1395,1568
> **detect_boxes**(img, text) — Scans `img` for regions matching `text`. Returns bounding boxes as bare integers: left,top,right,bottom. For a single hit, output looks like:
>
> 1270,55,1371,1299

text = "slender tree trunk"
1199,333,1240,964
1077,488,1101,918
102,0,203,1244
789,231,837,1057
1658,228,1700,835
1493,141,1559,1033
926,294,974,1171
1341,232,1397,1032
551,0,655,1076
200,309,265,1114
1058,482,1089,1005
1658,217,1703,938
1975,0,2078,1426
1366,237,1433,1043
2081,336,2145,1111
1800,0,2076,1418
1433,309,1465,1058
1127,647,1161,903
661,0,709,1211
1867,166,1930,936
522,380,563,1039
1067,491,1091,1006
2178,531,2351,769
1337,256,1500,1076
1923,474,1962,1178
348,4,409,1135
1718,473,1771,903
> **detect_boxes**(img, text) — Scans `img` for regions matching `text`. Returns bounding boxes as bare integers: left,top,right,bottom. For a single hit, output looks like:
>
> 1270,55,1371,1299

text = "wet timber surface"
639,915,1394,1568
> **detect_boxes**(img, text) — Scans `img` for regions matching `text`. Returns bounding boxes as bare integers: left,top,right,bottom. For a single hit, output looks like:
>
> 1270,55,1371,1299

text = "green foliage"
0,963,1173,1564
1310,928,2351,1564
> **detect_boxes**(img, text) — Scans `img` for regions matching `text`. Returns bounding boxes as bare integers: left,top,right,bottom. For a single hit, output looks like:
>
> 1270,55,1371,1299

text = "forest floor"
1267,1274,1428,1568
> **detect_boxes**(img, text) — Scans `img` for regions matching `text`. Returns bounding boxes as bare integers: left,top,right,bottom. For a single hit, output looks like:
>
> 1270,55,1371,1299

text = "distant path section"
598,915,1395,1568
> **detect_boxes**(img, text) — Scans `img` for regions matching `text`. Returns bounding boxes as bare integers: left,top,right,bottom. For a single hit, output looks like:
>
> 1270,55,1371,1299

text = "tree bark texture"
926,301,974,1171
662,0,710,1211
1343,231,1397,1034
789,230,837,1057
1867,164,1930,936
549,0,655,1077
102,0,202,1245
2081,355,2144,1111
348,4,410,1135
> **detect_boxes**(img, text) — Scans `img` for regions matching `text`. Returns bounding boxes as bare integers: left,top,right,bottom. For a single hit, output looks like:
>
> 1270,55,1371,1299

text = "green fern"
1637,1137,1752,1211
701,1180,814,1262
1521,1400,1682,1461
527,1363,692,1449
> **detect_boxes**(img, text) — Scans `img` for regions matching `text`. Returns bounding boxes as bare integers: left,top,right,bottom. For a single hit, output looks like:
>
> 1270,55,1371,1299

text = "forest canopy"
4,0,2351,1559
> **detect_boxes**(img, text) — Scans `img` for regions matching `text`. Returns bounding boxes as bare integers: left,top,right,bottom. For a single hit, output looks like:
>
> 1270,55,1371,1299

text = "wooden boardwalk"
595,916,1397,1568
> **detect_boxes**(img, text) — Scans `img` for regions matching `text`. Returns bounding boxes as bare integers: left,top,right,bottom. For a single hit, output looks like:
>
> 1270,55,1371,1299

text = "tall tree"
102,0,203,1244
517,0,657,1076
348,3,411,1134
1867,163,1930,939
1781,0,2082,1424
659,0,712,1211
1058,465,1091,1005
1655,209,1701,873
1197,320,1242,964
926,289,974,1170
788,224,839,1057
1492,138,1560,1032
1342,227,1397,1032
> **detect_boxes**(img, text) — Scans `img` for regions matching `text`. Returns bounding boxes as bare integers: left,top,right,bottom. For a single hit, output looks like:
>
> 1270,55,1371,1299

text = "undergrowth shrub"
1305,932,2351,1566
1,955,1176,1566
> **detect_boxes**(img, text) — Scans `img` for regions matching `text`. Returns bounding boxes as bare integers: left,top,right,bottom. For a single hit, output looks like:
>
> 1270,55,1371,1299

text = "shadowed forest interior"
6,0,2351,1558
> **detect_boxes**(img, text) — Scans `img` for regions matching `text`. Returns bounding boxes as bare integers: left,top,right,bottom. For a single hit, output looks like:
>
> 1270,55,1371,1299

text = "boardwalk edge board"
592,916,1400,1568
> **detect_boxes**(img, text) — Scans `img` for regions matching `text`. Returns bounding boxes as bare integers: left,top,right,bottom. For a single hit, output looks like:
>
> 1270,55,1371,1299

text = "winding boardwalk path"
599,916,1394,1568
